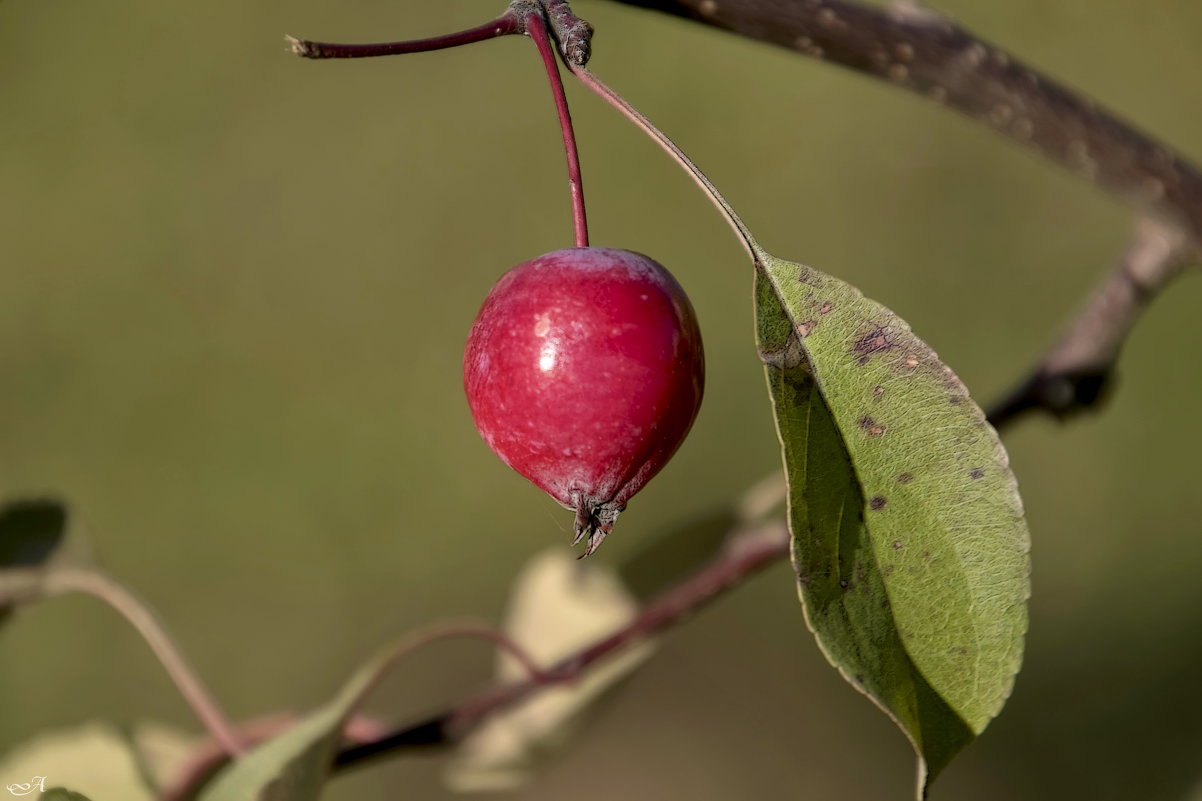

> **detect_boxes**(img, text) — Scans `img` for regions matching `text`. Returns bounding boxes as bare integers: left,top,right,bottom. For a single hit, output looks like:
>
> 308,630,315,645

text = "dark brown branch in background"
329,522,789,771
601,0,1202,245
597,0,1202,423
988,217,1193,427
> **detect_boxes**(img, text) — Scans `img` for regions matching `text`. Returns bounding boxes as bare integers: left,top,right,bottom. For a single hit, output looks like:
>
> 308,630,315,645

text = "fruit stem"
286,13,523,60
528,12,590,248
570,66,763,262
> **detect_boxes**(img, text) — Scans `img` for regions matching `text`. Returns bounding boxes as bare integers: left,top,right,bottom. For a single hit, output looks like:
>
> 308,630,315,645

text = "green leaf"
39,790,94,801
199,626,466,801
197,671,370,801
754,254,1029,795
0,499,70,628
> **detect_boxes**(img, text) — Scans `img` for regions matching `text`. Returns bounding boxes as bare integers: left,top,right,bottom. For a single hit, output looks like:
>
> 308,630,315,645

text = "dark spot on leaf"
969,467,985,479
872,385,885,398
858,416,886,437
896,472,914,484
869,496,887,511
839,578,850,589
949,395,963,405
796,267,820,285
853,326,895,362
819,301,834,314
855,674,865,684
857,355,871,366
797,320,817,337
882,563,896,577
892,540,904,550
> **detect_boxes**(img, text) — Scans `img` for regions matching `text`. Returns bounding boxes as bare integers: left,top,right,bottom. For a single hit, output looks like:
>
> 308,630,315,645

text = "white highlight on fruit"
538,341,557,372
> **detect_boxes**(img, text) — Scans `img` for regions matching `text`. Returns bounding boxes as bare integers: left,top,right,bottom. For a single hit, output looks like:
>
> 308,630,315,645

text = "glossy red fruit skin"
464,247,704,555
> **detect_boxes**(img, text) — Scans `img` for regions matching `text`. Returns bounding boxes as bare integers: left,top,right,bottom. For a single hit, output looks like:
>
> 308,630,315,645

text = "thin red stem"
287,14,522,60
571,67,758,260
528,13,590,248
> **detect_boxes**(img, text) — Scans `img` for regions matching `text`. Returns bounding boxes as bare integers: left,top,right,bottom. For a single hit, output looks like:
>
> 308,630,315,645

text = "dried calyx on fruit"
464,247,704,556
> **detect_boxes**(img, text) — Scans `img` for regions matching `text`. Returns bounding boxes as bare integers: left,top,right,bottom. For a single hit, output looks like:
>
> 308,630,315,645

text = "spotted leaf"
755,251,1029,796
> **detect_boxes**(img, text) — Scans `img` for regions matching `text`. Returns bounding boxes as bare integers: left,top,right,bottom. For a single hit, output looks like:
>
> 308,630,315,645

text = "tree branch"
329,521,790,770
599,0,1202,246
593,0,1202,426
988,217,1195,427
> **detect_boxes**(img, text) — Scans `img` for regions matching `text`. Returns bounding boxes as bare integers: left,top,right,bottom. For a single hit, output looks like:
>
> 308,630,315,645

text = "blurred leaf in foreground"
446,548,655,791
39,790,94,801
0,721,193,801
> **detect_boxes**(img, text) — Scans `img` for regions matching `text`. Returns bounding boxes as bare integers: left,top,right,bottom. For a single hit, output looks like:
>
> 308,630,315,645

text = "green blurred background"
2,0,1201,798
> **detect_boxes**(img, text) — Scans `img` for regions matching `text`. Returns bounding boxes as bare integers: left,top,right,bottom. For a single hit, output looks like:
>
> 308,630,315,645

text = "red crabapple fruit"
464,247,704,556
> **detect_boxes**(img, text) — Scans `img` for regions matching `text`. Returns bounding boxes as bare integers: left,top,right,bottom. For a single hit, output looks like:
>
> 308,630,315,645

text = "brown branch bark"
988,217,1195,426
593,0,1202,424
599,0,1202,246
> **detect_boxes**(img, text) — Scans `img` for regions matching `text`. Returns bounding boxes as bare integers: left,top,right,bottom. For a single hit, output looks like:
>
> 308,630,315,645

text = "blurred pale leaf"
754,252,1030,795
0,721,193,801
446,548,655,793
